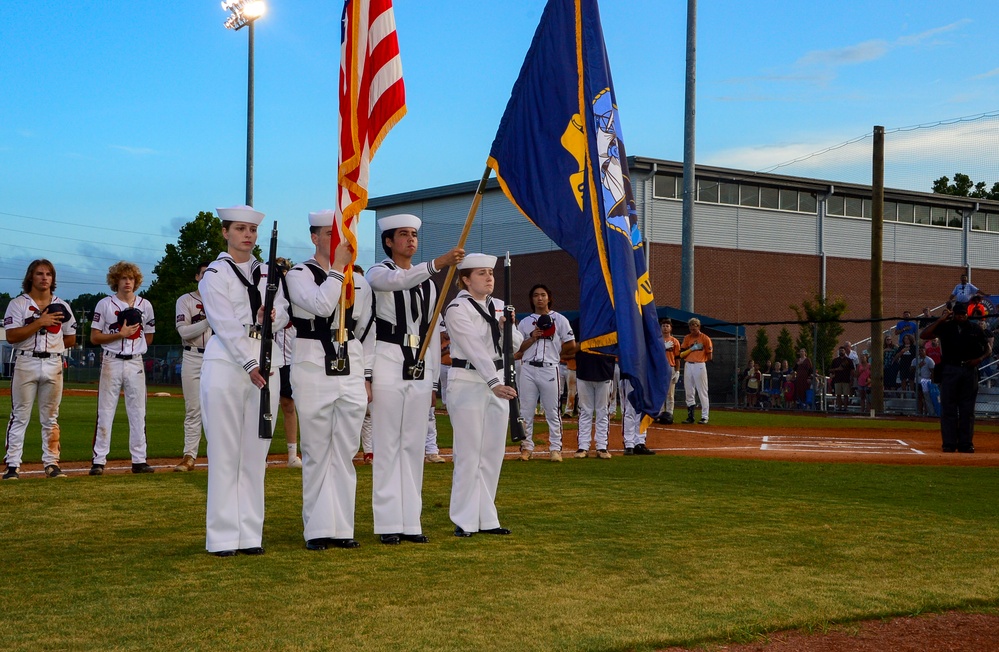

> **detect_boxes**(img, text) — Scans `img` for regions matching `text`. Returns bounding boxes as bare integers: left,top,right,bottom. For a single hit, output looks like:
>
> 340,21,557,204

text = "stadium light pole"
222,0,266,207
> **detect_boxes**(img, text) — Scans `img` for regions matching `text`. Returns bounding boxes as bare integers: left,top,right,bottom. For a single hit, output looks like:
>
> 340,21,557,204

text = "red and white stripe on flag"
336,0,406,303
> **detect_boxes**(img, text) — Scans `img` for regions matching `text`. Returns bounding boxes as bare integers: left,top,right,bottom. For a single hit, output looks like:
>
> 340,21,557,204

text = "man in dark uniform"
920,302,992,453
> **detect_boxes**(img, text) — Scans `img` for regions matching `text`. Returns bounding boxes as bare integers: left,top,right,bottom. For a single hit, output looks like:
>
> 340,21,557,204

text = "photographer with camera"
920,301,992,453
174,261,214,472
515,284,575,462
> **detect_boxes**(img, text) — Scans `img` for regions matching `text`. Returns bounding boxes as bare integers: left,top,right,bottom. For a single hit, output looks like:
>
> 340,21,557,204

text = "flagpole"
414,165,492,366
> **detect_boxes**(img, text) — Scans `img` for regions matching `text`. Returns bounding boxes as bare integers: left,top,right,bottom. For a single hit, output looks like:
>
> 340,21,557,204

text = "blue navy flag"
487,0,667,427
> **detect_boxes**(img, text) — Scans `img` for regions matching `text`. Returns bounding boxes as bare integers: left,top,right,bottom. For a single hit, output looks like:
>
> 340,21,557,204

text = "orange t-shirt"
664,336,680,367
680,332,713,363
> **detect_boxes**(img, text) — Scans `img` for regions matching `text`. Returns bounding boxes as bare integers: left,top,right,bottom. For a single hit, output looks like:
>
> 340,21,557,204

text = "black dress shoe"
131,462,155,474
479,527,511,535
379,534,401,545
211,550,237,557
633,443,656,456
331,538,360,549
400,533,429,543
958,447,975,454
942,447,957,453
306,538,330,551
454,526,474,537
238,547,265,555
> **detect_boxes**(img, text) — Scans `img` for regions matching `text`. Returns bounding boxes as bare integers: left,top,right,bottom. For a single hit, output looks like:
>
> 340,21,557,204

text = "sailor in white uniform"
3,259,76,480
365,213,463,544
174,262,213,472
199,205,288,557
285,209,374,551
444,254,522,537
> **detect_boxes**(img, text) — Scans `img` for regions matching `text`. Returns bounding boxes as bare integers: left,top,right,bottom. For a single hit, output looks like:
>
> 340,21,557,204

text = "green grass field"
2,383,998,650
2,456,997,651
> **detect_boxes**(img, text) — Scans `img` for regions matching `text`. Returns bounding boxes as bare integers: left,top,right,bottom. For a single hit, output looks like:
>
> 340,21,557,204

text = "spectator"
892,334,918,392
912,347,936,417
829,346,855,412
769,359,785,408
949,273,982,306
924,337,942,364
856,353,872,414
745,360,762,409
917,307,934,328
894,311,918,342
792,349,813,409
883,334,899,390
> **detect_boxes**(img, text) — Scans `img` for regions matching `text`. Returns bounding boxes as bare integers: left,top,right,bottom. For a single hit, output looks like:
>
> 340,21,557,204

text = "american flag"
335,0,406,301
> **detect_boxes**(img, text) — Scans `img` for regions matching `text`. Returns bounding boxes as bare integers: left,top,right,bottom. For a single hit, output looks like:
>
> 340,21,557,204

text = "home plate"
761,436,925,455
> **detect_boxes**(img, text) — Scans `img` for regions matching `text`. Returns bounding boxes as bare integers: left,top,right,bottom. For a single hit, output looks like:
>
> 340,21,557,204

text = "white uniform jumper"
176,291,213,459
286,260,374,542
199,253,288,553
366,258,441,535
445,291,523,531
91,295,155,466
516,311,574,453
3,294,76,468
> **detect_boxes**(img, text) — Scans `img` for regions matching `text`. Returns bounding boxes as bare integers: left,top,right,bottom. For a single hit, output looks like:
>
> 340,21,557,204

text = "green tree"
790,293,847,373
68,292,108,346
750,328,771,367
932,173,999,200
0,292,12,316
774,327,795,367
142,211,229,346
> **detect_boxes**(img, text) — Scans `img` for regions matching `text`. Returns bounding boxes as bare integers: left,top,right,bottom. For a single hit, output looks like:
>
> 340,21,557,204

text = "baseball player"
200,205,288,557
620,377,655,454
274,258,303,469
173,262,213,472
680,317,713,424
515,284,575,462
366,213,462,545
445,253,522,537
90,261,156,475
573,349,614,459
655,319,681,425
3,259,77,480
285,210,373,551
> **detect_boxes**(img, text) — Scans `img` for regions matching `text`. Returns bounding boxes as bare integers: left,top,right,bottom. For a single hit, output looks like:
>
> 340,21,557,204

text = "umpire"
920,302,992,453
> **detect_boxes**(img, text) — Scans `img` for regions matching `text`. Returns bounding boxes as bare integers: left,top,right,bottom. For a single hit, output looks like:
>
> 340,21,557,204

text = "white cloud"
797,40,889,67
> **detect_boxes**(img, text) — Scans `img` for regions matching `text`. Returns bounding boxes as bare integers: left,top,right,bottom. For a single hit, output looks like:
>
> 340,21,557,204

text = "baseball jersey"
92,295,155,356
680,332,713,363
175,291,213,350
663,335,681,367
517,311,574,365
3,294,77,354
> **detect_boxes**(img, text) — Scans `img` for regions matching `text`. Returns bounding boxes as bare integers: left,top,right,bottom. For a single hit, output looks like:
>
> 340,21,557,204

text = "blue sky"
2,0,998,299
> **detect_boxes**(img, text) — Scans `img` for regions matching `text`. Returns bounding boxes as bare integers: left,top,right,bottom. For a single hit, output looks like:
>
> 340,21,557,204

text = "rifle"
258,221,279,440
504,252,527,443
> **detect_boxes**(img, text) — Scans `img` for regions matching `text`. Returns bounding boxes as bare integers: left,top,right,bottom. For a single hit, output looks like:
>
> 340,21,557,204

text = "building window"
779,189,798,212
653,175,679,199
863,199,872,218
972,211,987,231
719,183,739,205
740,185,759,207
760,187,779,209
845,197,864,218
884,201,898,221
897,203,914,223
930,206,948,227
798,192,817,214
989,213,999,232
828,195,845,216
947,209,963,228
698,179,719,203
914,205,931,225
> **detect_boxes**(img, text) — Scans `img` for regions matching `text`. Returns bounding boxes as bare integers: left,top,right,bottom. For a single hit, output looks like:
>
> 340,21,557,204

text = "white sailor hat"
377,213,421,232
217,205,264,225
458,253,497,270
308,209,336,227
